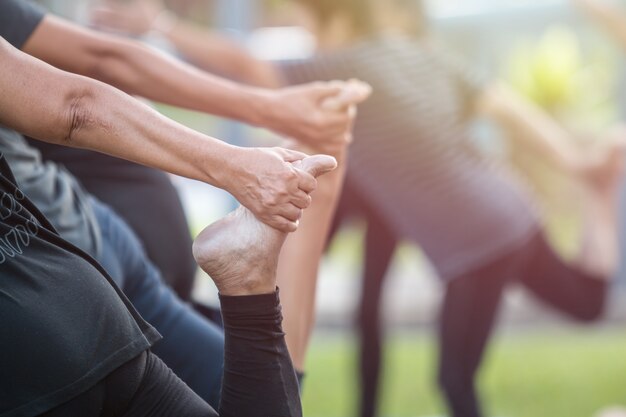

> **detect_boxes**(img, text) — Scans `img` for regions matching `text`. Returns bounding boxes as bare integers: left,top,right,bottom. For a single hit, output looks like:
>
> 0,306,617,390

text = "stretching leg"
437,252,518,417
520,142,623,319
277,83,371,372
357,201,398,417
326,181,398,417
193,154,337,416
41,155,337,417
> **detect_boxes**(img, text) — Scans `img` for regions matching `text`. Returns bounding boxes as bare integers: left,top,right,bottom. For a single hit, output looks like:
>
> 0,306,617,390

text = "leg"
519,233,609,321
520,140,623,319
437,254,516,417
357,203,397,417
277,147,347,371
193,154,337,416
274,83,371,372
73,159,197,300
92,198,224,408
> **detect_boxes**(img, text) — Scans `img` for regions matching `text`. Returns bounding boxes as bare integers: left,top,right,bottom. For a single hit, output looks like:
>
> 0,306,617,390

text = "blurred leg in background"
437,247,518,417
328,179,398,417
357,207,397,417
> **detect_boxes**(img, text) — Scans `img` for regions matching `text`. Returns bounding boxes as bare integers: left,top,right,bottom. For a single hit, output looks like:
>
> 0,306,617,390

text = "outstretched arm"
477,82,592,174
91,0,280,87
0,36,316,233
19,8,354,151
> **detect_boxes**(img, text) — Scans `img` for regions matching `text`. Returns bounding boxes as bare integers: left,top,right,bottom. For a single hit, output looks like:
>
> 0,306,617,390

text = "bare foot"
193,155,337,296
576,133,625,277
579,129,626,199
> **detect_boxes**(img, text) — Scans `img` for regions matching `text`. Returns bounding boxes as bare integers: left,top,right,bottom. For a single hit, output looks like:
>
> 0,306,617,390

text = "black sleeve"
0,0,46,49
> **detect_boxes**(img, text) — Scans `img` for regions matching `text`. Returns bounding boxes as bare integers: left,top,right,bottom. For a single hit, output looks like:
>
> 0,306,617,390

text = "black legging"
439,232,606,417
25,140,197,300
328,182,607,417
39,291,302,417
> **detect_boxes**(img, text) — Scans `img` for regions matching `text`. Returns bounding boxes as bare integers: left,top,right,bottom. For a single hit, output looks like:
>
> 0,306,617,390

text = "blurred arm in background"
476,82,612,178
92,0,278,87
25,6,360,156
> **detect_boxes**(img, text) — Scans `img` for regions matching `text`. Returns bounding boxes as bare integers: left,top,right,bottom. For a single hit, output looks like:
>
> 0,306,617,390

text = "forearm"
163,20,282,88
479,83,582,172
0,37,234,189
23,16,273,127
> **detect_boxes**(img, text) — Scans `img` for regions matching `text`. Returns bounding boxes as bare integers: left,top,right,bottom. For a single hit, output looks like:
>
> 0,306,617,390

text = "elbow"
60,86,97,145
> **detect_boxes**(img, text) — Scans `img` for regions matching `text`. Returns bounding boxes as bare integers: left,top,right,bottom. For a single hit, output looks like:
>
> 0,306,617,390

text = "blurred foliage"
504,25,619,131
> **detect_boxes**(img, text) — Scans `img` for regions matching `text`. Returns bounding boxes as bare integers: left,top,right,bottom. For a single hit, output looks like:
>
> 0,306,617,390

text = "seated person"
0,34,338,416
0,0,363,301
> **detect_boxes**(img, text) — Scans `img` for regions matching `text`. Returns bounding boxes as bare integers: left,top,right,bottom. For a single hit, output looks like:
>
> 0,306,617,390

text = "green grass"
302,329,626,417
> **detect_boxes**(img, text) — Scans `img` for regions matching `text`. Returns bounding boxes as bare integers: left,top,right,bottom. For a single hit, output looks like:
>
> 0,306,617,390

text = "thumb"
310,81,345,102
277,148,309,163
322,80,372,111
293,155,338,178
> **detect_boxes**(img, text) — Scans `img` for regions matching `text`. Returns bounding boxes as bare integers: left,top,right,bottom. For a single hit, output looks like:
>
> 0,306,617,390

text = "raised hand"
261,80,372,154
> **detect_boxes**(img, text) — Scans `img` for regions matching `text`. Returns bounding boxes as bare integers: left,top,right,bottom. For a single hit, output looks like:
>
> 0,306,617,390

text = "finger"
276,204,303,222
322,80,372,111
277,147,309,163
298,155,338,178
293,169,317,193
269,215,299,233
290,190,312,209
309,81,345,102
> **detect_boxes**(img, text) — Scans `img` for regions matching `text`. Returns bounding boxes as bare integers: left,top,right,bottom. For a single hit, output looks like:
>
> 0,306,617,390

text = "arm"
154,15,280,88
91,0,281,88
0,36,315,232
22,14,358,150
572,0,626,51
477,82,588,174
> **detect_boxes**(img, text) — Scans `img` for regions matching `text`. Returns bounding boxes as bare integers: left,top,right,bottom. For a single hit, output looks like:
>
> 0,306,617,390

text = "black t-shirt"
0,0,175,190
0,154,161,416
0,0,45,49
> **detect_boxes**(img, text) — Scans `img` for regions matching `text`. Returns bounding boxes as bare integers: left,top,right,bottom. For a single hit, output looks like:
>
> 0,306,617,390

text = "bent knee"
571,298,606,322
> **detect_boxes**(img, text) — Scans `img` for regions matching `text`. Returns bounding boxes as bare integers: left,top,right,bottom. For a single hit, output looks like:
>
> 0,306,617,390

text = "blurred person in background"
0,0,369,408
91,0,625,416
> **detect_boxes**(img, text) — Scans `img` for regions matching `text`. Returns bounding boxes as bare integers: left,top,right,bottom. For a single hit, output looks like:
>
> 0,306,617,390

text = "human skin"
0,35,323,234
18,12,366,230
88,0,373,371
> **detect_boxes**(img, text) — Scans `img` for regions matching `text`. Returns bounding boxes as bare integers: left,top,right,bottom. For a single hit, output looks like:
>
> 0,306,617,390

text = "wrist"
245,88,281,130
195,139,241,189
208,143,249,194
